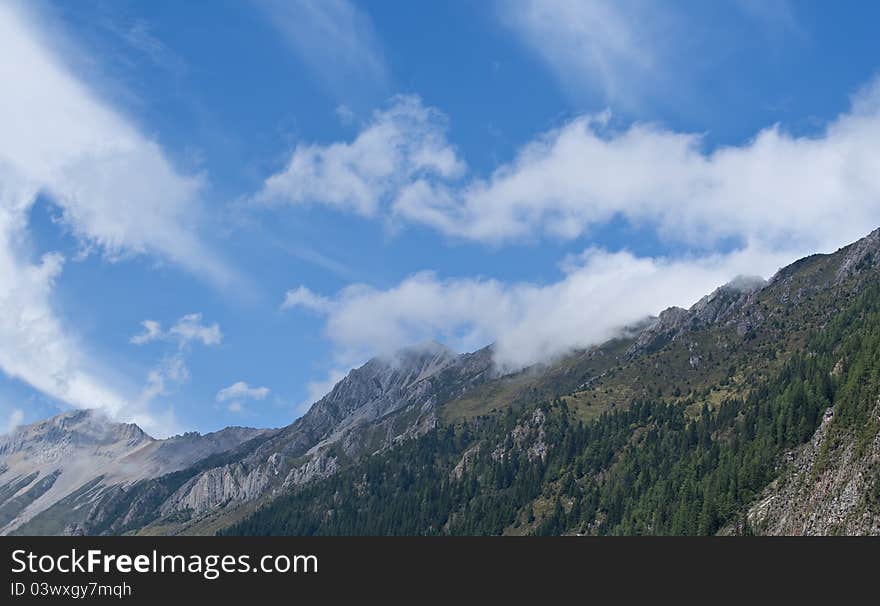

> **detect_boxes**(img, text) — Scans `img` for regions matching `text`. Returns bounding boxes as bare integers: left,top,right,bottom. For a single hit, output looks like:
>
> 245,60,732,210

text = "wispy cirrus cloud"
0,2,229,434
0,2,229,283
256,0,389,100
498,0,805,110
499,0,665,109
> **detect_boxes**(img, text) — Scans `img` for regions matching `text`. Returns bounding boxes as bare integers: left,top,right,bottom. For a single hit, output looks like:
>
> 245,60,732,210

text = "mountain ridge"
4,226,880,535
223,226,880,536
0,409,271,534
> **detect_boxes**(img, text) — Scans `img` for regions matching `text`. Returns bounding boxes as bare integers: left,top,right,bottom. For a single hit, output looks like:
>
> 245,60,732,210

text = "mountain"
4,228,880,535
0,410,271,534
223,228,880,536
2,341,496,535
130,342,497,535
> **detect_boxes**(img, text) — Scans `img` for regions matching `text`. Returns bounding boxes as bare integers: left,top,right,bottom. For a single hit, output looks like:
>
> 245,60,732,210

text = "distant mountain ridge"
0,410,270,534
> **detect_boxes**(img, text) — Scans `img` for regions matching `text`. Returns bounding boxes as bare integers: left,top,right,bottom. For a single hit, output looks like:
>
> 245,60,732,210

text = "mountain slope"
224,228,880,536
7,228,880,536
49,342,496,535
0,410,270,535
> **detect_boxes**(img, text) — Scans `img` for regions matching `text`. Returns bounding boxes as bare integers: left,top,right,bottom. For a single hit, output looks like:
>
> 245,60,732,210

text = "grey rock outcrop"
625,275,767,359
736,402,880,535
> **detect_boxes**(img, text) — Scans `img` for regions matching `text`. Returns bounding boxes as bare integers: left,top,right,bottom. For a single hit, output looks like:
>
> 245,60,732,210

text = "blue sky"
2,0,880,436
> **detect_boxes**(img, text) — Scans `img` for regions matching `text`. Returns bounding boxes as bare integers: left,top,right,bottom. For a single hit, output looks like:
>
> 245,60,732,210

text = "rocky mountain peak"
293,341,466,445
0,410,269,535
0,409,151,458
357,341,457,389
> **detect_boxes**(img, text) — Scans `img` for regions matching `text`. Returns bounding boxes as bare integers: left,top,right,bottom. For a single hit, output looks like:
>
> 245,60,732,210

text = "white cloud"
130,320,163,345
216,381,270,402
266,77,880,261
216,381,270,414
280,81,880,370
282,286,334,313
395,85,880,254
257,0,388,99
0,181,127,418
168,314,223,347
500,0,665,108
135,354,189,410
130,314,223,348
284,245,797,370
255,95,464,216
0,2,227,282
0,3,230,434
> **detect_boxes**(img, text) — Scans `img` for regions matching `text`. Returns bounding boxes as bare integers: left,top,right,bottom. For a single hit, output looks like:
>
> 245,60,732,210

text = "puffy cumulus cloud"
167,314,223,347
264,78,880,261
394,83,880,254
283,245,797,370
216,381,270,414
281,285,334,313
0,3,229,434
130,314,222,348
255,95,464,216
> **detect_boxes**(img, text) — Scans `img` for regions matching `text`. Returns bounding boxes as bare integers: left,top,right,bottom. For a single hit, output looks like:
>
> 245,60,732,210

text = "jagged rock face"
288,342,460,454
625,233,880,363
119,343,497,530
81,228,880,534
835,226,880,283
738,403,880,536
160,462,275,516
625,275,767,359
0,410,269,535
